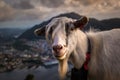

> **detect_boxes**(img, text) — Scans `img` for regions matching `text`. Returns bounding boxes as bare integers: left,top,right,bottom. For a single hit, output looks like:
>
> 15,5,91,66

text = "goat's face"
35,16,88,60
46,17,73,60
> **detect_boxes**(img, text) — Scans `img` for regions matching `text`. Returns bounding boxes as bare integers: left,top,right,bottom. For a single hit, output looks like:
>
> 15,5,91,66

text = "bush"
13,40,30,51
24,74,34,80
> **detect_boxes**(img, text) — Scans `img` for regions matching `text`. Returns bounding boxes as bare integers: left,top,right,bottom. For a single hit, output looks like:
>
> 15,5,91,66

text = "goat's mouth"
54,50,68,60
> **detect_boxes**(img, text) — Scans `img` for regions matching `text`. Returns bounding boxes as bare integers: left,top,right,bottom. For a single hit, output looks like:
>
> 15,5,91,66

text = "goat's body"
84,29,120,80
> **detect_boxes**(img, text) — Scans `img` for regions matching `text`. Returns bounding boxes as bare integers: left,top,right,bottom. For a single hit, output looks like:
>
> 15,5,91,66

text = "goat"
35,16,120,80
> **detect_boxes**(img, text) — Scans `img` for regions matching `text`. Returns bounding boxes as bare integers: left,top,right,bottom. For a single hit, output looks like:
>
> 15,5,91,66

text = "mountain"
18,12,120,40
100,18,120,28
18,12,82,40
0,28,26,42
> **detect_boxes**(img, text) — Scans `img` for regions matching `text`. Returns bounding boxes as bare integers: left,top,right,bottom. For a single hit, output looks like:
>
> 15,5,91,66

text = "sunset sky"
0,0,120,28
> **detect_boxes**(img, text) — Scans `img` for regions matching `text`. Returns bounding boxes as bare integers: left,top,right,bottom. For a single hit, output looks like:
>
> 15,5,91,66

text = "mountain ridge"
18,12,120,40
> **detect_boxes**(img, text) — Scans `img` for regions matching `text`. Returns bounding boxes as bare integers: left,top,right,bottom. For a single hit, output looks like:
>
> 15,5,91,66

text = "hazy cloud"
14,9,46,21
4,0,34,9
0,0,15,21
0,0,120,22
38,0,64,8
14,1,34,9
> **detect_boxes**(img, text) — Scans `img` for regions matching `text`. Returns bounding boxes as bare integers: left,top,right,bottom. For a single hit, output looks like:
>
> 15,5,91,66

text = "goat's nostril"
53,45,63,52
58,45,63,49
53,46,56,51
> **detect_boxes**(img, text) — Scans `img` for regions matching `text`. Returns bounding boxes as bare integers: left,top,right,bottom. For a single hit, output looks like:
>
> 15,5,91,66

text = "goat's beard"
56,48,70,80
58,58,68,80
52,47,70,80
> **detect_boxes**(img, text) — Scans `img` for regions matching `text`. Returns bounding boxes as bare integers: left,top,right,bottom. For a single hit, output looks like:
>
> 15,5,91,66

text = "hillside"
0,28,26,42
18,12,82,40
18,12,120,40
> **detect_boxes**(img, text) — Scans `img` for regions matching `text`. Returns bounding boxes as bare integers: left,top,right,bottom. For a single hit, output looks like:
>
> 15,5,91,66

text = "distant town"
0,37,57,73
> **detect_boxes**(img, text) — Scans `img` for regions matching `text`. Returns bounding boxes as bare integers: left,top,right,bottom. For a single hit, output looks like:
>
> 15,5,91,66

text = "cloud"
0,0,15,21
37,0,64,8
59,0,120,19
0,0,40,21
0,0,120,29
14,1,34,9
64,0,100,5
0,0,120,22
14,9,46,21
4,0,34,9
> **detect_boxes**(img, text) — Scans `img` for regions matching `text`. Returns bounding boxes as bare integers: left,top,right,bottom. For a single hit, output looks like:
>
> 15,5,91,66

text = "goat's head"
34,16,89,80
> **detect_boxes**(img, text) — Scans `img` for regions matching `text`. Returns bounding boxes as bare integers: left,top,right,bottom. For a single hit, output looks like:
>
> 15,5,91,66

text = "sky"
0,0,120,29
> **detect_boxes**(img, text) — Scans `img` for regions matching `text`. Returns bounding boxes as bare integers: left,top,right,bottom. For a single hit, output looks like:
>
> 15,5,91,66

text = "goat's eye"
66,22,74,31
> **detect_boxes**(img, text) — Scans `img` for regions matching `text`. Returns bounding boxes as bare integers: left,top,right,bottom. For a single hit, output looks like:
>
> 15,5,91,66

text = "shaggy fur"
35,17,120,80
87,29,120,80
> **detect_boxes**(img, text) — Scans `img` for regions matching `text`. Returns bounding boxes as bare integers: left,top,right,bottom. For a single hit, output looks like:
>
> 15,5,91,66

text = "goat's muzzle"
52,45,67,60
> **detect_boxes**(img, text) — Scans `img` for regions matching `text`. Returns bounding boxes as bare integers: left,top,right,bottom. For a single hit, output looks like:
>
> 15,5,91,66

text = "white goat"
35,16,120,80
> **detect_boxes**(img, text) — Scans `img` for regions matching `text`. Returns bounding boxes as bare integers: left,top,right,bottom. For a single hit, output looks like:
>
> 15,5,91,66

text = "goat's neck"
70,30,88,69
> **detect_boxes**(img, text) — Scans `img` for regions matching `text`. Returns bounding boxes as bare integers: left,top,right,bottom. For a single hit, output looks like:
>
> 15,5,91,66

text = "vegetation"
13,40,30,51
24,74,35,80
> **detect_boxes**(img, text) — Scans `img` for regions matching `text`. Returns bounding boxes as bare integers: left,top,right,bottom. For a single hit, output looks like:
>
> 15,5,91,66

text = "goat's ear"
73,16,89,29
34,27,46,36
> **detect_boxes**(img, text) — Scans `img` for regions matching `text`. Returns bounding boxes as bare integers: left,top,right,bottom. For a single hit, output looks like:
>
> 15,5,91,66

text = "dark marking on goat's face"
34,26,46,36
